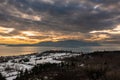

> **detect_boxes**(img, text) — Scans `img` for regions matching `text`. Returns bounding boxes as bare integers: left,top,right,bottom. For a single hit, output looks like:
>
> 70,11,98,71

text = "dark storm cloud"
0,0,120,44
19,0,120,32
0,0,119,31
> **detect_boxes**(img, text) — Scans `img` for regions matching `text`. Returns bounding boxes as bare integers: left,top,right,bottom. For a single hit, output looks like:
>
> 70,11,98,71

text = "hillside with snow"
0,50,81,80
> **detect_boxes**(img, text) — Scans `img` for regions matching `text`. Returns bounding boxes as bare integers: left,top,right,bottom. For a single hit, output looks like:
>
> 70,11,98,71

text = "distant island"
7,40,100,47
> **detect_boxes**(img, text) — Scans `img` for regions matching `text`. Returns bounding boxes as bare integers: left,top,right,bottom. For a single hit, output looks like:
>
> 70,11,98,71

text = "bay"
0,45,120,56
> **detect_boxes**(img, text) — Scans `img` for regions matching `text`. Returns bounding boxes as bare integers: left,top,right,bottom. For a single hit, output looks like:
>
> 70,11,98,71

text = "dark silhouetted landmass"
7,40,100,47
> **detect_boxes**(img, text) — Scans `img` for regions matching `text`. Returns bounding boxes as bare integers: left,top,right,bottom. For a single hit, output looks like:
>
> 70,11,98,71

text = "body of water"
0,45,120,56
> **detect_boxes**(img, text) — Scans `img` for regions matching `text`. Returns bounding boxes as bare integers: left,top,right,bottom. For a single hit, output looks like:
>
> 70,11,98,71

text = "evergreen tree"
0,73,6,80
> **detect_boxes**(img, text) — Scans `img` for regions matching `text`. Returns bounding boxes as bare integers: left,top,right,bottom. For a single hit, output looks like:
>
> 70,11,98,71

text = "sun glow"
0,26,15,34
20,31,41,36
0,35,40,44
90,25,120,35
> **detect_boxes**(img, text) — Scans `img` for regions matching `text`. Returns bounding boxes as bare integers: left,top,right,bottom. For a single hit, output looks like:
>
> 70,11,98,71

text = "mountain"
8,40,100,47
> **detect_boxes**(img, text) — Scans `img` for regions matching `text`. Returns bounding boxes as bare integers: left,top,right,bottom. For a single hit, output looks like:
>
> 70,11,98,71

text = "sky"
0,0,120,45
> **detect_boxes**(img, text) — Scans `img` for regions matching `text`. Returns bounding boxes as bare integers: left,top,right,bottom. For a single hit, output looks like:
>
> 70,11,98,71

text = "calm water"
0,45,120,56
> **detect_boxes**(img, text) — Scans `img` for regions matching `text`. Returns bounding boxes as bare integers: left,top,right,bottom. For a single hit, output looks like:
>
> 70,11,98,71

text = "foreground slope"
14,51,120,80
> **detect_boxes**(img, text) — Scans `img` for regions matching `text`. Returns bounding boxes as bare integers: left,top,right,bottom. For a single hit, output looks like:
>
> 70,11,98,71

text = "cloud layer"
0,0,120,45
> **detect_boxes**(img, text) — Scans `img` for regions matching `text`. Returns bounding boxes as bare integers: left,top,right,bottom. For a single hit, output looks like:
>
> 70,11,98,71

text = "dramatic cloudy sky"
0,0,120,45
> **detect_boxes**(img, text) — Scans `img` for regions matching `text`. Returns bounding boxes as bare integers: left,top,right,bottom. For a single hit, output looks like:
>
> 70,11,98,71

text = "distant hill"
8,40,100,47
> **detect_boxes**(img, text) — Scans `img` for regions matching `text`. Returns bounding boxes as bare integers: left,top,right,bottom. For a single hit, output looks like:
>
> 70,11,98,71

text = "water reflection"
0,46,120,56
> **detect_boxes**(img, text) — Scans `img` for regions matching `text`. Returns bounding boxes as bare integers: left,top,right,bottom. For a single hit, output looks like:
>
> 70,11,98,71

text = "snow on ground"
6,76,17,80
2,71,18,78
0,51,81,80
36,57,62,64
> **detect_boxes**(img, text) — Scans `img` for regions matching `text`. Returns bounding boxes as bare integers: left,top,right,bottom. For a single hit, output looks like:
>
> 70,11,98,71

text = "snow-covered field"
0,51,81,80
